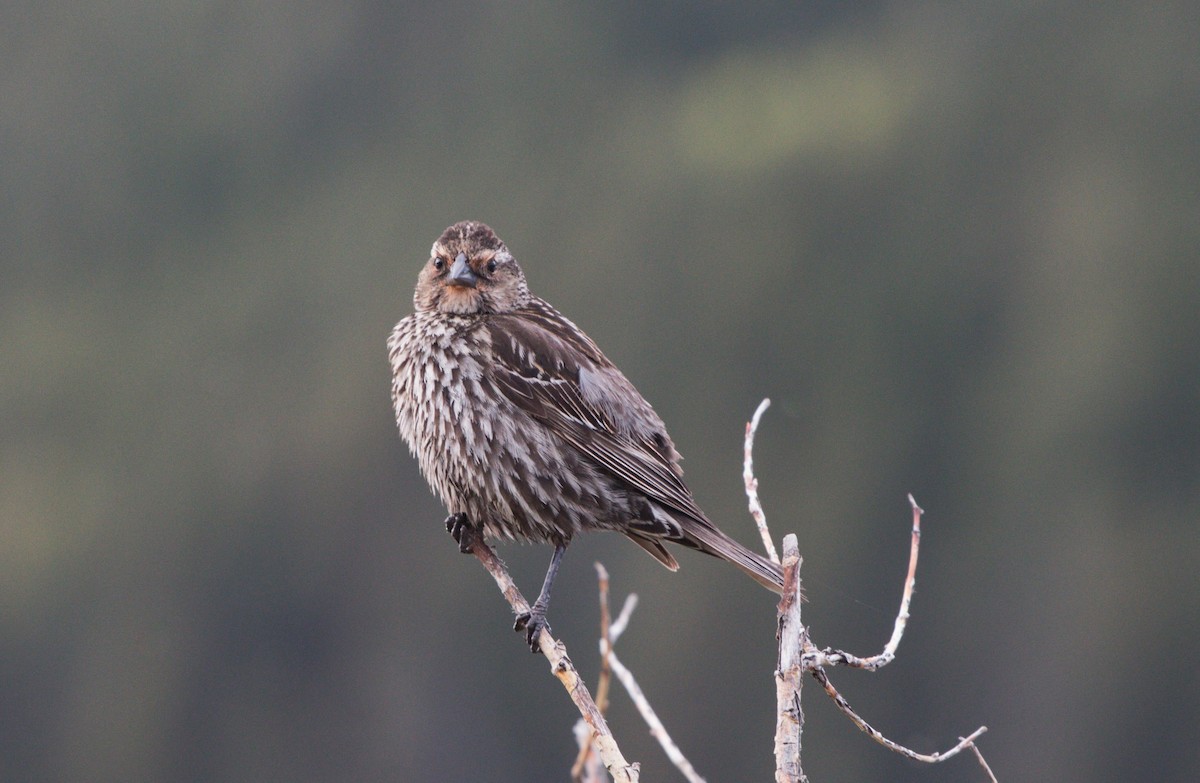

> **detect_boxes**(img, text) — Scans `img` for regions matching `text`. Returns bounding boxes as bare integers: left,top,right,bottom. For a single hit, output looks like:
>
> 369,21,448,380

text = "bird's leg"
514,542,567,653
445,513,477,554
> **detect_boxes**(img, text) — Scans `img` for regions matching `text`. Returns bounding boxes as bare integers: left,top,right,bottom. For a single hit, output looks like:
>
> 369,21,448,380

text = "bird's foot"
513,604,550,653
445,513,477,554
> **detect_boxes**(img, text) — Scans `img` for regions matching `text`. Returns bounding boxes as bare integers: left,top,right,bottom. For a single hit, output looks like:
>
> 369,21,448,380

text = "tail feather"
678,521,784,594
625,509,785,594
624,532,681,571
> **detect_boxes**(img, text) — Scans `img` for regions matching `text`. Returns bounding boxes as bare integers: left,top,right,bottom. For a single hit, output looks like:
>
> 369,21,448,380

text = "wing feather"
485,299,714,528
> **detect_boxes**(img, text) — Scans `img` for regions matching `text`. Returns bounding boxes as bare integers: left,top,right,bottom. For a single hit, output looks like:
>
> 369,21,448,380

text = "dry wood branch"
797,497,991,774
796,495,990,772
744,397,780,564
573,719,607,783
609,592,637,641
745,400,996,779
803,495,923,671
811,665,988,763
474,399,996,782
595,563,614,713
466,539,640,783
580,566,706,783
572,563,617,782
609,644,707,783
774,535,807,783
969,736,1000,783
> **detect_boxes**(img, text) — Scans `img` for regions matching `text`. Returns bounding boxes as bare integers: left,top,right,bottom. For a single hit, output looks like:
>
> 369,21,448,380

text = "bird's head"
414,221,530,315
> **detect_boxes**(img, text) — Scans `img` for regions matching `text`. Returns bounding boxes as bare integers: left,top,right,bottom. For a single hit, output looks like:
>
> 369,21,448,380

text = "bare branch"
811,666,988,763
743,395,995,779
476,402,996,783
744,397,779,564
609,648,708,783
795,497,992,774
968,735,1000,783
609,594,638,643
573,587,641,781
571,563,617,781
595,563,615,714
774,534,807,783
574,565,702,783
596,571,706,783
466,540,640,783
804,496,924,671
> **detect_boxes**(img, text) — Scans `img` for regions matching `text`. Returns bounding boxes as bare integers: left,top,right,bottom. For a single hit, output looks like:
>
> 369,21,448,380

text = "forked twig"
803,495,922,671
579,567,707,783
743,399,996,781
798,496,988,766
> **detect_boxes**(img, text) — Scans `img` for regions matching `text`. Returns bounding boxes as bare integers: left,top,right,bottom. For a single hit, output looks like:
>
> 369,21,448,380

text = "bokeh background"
3,2,1197,780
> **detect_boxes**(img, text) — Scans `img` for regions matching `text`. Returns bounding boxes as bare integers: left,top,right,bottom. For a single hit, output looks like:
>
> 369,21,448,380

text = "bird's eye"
432,257,446,271
486,259,498,274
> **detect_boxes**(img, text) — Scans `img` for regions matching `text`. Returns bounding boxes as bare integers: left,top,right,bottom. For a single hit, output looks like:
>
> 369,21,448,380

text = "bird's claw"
514,606,550,653
445,513,476,554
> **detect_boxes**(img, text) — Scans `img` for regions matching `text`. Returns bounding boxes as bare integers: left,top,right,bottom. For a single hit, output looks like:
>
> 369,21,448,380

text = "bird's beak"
447,252,478,288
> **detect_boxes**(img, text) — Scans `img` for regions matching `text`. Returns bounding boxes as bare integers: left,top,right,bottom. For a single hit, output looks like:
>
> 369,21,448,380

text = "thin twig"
609,649,707,783
744,398,780,564
811,666,988,763
798,497,993,772
609,594,638,643
592,579,704,783
574,591,641,780
804,495,923,671
572,563,617,781
467,540,640,783
595,563,615,713
968,736,1000,783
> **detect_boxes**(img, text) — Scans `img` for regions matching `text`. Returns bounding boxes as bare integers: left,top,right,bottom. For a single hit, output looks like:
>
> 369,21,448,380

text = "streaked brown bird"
389,221,783,651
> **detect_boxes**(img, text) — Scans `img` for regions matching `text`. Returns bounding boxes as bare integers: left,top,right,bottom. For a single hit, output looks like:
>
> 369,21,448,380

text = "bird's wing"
484,298,713,529
486,298,785,594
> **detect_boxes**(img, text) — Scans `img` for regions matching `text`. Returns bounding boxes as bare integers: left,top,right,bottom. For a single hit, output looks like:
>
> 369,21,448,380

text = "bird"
389,221,783,652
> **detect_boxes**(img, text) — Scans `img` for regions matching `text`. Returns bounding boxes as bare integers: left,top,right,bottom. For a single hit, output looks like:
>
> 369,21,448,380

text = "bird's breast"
389,312,621,543
390,315,492,464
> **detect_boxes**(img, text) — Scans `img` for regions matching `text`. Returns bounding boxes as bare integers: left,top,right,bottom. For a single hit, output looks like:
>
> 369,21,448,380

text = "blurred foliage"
2,1,1197,781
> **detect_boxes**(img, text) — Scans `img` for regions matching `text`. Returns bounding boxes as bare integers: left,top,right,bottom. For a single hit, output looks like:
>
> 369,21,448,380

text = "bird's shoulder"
485,297,608,379
484,297,683,469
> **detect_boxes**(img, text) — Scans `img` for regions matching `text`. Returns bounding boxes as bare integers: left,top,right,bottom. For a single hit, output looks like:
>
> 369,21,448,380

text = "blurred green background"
3,2,1197,780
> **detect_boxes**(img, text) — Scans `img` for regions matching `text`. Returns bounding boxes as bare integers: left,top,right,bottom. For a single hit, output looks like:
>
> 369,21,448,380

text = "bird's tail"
681,522,784,594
